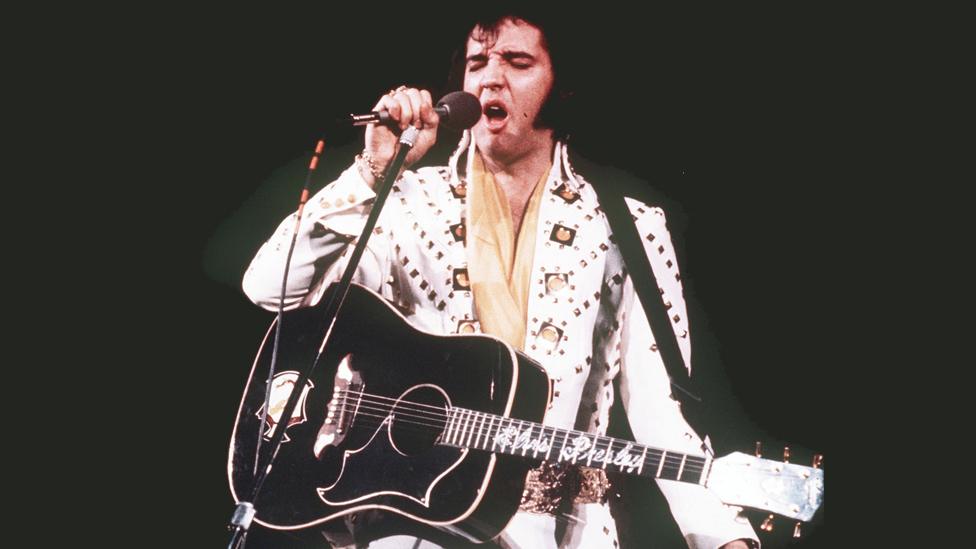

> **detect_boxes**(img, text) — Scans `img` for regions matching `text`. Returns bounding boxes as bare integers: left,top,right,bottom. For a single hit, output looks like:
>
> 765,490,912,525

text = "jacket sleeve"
617,202,760,549
242,163,393,311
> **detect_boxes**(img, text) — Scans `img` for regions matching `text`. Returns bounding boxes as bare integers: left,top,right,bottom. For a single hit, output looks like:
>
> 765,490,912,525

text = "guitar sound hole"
389,385,449,456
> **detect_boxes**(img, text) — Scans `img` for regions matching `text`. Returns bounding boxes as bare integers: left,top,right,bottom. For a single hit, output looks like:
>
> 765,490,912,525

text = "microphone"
350,91,481,131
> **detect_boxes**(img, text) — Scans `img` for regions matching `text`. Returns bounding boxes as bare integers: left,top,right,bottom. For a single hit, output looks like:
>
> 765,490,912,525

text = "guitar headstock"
707,450,824,522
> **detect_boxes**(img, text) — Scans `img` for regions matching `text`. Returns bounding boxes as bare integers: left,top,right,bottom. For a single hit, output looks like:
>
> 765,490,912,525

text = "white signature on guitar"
559,435,642,471
492,428,642,471
493,426,553,453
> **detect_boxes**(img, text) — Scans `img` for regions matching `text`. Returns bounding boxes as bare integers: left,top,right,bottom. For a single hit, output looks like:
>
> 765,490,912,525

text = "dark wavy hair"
444,7,579,141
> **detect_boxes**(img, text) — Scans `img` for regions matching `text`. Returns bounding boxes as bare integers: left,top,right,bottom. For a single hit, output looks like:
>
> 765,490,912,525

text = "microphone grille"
436,91,481,131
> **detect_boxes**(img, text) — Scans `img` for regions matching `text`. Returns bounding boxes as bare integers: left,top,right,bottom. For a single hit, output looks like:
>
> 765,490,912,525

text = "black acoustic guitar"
228,283,823,543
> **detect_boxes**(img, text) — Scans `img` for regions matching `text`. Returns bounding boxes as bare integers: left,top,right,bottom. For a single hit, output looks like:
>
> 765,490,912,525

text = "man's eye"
467,61,485,71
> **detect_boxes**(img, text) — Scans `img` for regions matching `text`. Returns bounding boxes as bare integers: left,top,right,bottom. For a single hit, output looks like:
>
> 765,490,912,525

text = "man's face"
463,18,555,162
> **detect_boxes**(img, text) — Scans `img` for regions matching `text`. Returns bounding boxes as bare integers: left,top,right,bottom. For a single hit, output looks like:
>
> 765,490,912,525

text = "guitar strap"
588,174,706,435
585,164,710,544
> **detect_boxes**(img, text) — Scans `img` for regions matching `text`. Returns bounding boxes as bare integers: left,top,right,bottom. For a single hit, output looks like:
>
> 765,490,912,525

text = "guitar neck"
438,407,710,486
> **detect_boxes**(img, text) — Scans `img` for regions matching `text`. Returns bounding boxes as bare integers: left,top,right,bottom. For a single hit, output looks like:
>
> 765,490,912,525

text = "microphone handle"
350,106,447,127
350,111,391,127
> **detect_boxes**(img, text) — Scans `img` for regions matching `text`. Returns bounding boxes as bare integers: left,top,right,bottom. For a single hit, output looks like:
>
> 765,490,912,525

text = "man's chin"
472,129,511,154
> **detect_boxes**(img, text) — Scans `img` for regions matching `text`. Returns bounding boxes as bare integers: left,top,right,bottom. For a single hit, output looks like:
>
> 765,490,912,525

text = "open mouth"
482,102,509,130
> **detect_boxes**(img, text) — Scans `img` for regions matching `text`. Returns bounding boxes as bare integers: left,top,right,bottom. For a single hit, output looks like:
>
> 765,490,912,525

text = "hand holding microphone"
357,89,480,186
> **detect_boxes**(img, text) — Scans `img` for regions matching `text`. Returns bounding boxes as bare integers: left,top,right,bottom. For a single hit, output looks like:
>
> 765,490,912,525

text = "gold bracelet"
357,150,386,180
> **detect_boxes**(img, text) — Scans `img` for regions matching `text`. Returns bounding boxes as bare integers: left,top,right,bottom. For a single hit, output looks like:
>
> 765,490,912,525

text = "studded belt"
519,462,612,515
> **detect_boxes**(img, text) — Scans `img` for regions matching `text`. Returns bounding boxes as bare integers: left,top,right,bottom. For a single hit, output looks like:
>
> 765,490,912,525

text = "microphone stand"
226,126,422,549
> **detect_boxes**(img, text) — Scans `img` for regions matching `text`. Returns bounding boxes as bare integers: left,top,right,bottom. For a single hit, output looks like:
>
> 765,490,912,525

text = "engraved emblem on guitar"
256,372,315,442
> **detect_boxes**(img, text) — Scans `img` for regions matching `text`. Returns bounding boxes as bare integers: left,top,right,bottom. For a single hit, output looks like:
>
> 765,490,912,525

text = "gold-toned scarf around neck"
466,151,550,351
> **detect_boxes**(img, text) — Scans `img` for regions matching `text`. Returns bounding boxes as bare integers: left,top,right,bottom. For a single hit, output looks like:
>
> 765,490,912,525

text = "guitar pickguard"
318,416,468,507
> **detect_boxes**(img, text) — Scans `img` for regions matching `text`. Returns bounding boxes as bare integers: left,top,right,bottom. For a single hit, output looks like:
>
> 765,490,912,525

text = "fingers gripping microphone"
350,91,482,131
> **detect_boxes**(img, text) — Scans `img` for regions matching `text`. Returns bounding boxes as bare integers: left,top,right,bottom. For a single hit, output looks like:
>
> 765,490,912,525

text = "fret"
497,417,511,453
534,426,548,457
472,412,484,449
469,412,480,448
452,409,464,445
487,415,497,449
677,454,687,480
681,456,705,485
442,409,457,443
520,421,531,456
543,426,554,460
655,450,667,478
636,445,648,475
510,418,521,452
483,414,495,450
454,409,465,445
449,409,462,445
491,416,500,452
559,429,571,464
468,411,478,448
531,426,544,459
481,412,492,448
507,418,519,455
660,453,683,481
699,455,712,486
601,437,612,470
461,412,477,448
455,409,469,446
586,433,598,466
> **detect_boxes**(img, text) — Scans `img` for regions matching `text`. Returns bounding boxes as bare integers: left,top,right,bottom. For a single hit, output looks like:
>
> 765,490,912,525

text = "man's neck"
478,135,555,236
479,137,555,195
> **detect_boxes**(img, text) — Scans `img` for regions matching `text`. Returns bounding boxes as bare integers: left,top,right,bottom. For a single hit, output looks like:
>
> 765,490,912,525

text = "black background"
78,4,851,547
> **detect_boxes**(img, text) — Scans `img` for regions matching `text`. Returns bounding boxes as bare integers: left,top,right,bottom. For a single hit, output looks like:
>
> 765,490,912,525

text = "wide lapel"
522,143,612,371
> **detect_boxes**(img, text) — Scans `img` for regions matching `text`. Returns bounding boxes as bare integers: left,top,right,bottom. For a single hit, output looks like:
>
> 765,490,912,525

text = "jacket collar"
448,131,584,195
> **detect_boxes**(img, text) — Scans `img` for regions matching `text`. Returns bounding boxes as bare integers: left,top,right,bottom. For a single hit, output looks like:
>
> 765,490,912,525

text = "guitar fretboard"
438,407,710,485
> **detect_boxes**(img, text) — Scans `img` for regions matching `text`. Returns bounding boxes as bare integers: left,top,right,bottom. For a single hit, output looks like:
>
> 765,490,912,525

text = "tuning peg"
783,445,790,463
812,453,824,468
793,521,802,538
754,441,762,458
760,514,775,532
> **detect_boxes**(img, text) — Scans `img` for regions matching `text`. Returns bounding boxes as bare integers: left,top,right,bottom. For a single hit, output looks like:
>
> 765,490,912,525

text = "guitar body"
228,283,551,542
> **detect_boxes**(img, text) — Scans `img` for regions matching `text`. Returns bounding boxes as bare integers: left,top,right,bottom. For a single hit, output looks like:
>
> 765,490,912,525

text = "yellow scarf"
466,152,550,350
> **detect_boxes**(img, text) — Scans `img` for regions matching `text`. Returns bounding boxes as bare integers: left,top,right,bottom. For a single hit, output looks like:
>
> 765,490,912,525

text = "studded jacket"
243,134,759,548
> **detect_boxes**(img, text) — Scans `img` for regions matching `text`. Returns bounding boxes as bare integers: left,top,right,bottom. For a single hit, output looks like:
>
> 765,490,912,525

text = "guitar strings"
314,400,806,480
328,408,707,475
326,390,799,478
321,390,708,475
330,390,706,472
315,408,796,481
337,388,458,412
334,389,700,466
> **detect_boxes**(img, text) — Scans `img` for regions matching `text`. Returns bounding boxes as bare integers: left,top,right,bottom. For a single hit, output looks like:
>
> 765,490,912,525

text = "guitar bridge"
314,354,362,458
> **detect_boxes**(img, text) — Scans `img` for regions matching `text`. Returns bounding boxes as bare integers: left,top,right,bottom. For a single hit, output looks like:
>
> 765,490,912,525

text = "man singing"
244,8,759,549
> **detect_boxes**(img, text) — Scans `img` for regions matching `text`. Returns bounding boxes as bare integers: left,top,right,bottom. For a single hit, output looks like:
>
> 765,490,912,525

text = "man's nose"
480,58,504,90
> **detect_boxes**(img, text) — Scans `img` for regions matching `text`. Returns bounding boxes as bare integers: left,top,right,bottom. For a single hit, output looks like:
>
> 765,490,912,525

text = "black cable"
229,139,324,549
